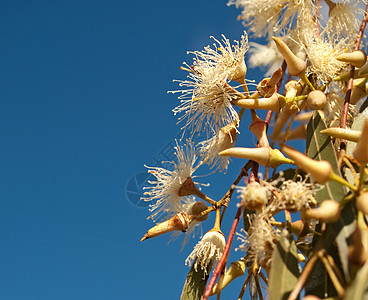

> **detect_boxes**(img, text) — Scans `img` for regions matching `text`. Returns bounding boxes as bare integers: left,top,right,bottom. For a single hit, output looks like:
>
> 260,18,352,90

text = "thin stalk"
340,3,368,155
329,171,357,192
318,251,345,298
237,271,253,300
343,157,359,186
287,253,319,300
202,205,243,300
203,163,259,300
359,164,366,191
254,272,264,300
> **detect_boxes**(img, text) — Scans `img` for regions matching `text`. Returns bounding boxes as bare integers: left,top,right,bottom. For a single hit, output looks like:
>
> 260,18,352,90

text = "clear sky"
0,1,274,299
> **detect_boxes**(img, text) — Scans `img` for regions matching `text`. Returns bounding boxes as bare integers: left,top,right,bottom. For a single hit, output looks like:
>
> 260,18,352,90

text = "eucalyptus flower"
142,140,203,221
185,230,226,274
171,32,249,137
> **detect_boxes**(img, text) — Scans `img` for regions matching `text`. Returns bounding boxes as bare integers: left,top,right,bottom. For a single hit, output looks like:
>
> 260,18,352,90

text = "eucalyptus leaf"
343,261,368,300
306,111,345,204
268,230,300,300
180,261,211,300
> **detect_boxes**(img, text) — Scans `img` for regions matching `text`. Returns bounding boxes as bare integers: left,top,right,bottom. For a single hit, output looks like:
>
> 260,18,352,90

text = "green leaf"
268,230,300,300
306,111,356,282
180,261,211,300
344,261,368,300
306,111,345,204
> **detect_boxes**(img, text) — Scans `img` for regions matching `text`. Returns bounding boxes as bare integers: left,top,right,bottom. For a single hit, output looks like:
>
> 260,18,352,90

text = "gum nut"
357,192,368,215
272,37,306,76
305,200,341,222
307,90,327,110
337,50,367,68
191,201,208,222
353,119,368,164
302,296,321,300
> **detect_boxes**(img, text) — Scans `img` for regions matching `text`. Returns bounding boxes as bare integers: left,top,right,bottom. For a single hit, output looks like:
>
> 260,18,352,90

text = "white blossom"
142,140,202,221
198,123,237,172
170,32,249,137
185,230,226,274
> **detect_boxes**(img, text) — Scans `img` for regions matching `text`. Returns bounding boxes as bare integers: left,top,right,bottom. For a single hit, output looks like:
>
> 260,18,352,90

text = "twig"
339,3,368,161
203,163,259,300
237,271,253,300
318,251,345,298
287,252,319,300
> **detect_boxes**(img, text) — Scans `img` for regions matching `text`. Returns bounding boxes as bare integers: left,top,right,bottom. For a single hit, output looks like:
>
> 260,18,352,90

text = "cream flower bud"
350,78,368,105
353,119,368,164
282,145,332,184
219,147,293,168
211,260,246,295
240,181,270,210
272,37,307,76
356,192,368,215
337,50,367,68
232,92,281,112
307,90,327,110
320,127,361,142
284,80,303,98
305,200,341,222
141,212,192,241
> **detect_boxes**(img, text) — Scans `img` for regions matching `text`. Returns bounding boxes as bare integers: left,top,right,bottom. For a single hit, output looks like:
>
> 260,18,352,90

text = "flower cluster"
139,1,368,299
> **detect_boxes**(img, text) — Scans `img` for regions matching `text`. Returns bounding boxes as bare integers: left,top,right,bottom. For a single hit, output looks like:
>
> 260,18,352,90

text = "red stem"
203,164,259,300
340,3,368,147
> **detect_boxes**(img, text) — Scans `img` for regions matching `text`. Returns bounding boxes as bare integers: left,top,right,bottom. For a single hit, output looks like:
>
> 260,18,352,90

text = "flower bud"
320,127,361,142
272,37,307,76
291,220,310,238
232,92,281,112
358,62,368,77
307,90,327,110
141,212,192,241
337,50,367,68
282,145,332,183
348,223,368,266
284,80,303,98
302,296,321,300
190,201,208,222
305,200,341,222
357,192,368,215
353,118,368,164
240,181,269,210
219,146,293,168
294,111,313,123
350,78,368,105
276,124,307,141
211,260,246,295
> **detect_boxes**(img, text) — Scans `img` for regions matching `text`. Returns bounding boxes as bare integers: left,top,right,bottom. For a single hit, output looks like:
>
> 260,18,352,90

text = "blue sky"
0,1,276,299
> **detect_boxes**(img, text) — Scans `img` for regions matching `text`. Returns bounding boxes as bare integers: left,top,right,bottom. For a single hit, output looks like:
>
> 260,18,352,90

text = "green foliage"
268,230,300,300
181,260,211,300
306,111,345,204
